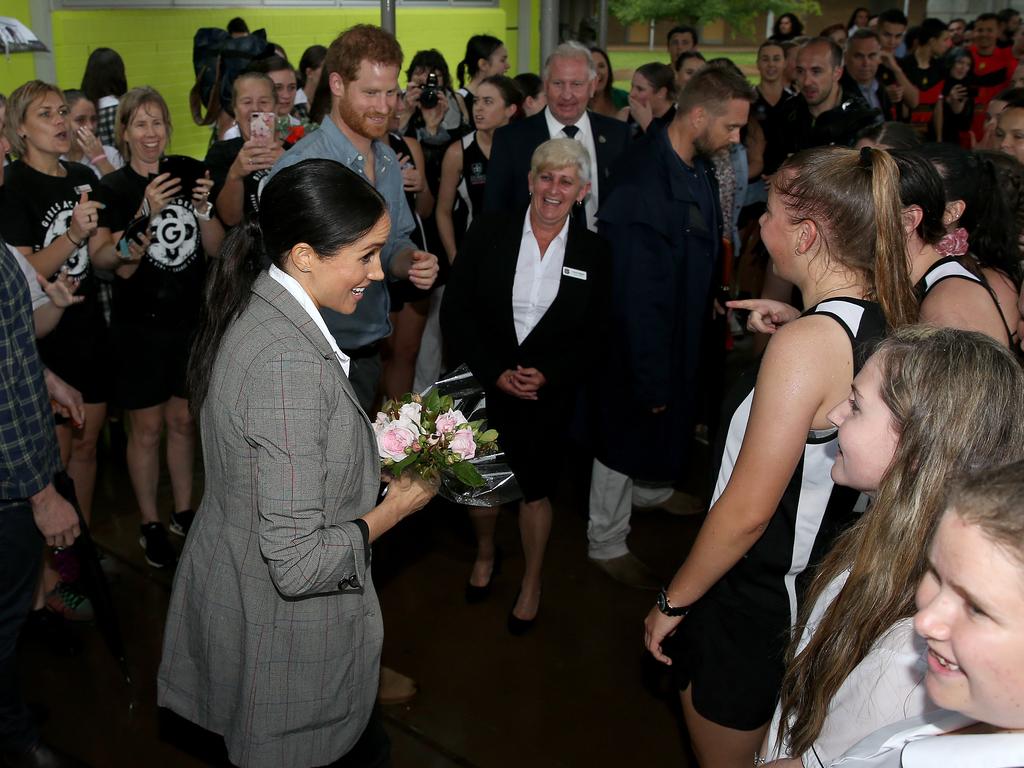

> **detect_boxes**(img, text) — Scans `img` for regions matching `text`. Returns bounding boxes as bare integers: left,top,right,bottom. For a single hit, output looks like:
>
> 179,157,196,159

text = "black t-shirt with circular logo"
0,159,107,392
97,164,207,333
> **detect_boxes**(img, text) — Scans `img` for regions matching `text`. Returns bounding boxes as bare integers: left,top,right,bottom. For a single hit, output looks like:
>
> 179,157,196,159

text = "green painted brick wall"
4,6,510,160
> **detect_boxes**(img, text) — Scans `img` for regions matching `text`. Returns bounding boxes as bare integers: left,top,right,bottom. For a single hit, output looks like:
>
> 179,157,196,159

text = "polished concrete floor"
20,415,723,767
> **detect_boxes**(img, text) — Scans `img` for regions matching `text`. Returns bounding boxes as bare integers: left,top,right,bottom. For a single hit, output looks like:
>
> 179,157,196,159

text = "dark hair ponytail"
187,217,263,415
457,34,503,88
917,143,1021,284
890,148,947,246
187,159,387,414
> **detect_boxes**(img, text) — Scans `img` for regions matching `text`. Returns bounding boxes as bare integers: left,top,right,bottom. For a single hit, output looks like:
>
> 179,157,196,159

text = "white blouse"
829,710,1024,767
511,210,569,345
268,264,351,376
764,570,937,767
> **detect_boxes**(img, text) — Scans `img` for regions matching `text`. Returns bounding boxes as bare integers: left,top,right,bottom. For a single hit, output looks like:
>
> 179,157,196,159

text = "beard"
693,128,720,158
335,97,390,140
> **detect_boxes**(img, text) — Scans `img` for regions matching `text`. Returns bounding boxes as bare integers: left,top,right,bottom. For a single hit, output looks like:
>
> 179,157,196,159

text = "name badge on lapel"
562,266,587,280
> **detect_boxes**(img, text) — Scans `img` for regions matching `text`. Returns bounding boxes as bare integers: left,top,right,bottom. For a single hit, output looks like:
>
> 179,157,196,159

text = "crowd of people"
3,8,1024,768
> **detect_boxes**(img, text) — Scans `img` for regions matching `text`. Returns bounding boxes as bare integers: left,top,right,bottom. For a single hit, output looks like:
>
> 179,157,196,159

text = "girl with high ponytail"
643,146,915,768
915,143,1022,347
890,147,1021,348
455,34,509,128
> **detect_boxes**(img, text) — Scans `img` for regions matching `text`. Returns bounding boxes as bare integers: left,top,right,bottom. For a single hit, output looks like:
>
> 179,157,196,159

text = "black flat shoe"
465,547,502,604
506,588,540,636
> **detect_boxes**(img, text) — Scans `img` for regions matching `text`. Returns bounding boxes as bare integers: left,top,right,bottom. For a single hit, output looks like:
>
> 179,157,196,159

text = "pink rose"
449,428,477,461
378,418,418,462
435,408,468,435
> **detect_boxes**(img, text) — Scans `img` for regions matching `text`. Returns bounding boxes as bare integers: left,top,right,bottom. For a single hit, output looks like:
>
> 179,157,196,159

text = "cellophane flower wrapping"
374,365,522,507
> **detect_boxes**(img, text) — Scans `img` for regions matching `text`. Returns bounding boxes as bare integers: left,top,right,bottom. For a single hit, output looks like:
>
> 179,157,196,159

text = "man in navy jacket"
585,67,755,589
483,42,630,231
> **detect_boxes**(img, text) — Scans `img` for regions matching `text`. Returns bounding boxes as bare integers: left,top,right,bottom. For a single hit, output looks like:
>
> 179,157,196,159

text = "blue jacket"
587,129,722,481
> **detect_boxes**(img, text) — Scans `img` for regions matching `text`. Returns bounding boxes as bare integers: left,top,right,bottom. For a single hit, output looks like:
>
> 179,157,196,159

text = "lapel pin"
598,134,607,144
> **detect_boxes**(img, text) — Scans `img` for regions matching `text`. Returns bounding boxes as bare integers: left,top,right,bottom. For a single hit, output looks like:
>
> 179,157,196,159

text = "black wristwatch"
656,588,690,618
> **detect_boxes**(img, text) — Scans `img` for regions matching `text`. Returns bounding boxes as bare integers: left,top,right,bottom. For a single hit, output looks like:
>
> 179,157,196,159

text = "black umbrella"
53,471,134,692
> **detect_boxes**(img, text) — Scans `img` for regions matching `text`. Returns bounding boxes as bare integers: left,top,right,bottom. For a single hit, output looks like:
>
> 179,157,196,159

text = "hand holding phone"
250,112,275,146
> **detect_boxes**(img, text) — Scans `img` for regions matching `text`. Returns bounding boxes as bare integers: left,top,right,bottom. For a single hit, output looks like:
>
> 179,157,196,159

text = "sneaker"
169,509,195,538
44,581,94,622
139,523,177,568
588,552,661,590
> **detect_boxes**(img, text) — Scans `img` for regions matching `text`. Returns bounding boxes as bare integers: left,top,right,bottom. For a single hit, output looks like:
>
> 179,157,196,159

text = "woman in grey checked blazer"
158,159,436,768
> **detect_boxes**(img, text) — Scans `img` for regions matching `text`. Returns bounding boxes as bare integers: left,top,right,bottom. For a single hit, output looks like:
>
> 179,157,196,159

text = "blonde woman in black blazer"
442,138,610,633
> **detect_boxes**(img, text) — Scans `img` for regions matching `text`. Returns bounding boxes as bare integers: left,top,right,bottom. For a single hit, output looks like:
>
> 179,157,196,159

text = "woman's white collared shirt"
268,264,351,376
512,210,569,345
829,710,1024,767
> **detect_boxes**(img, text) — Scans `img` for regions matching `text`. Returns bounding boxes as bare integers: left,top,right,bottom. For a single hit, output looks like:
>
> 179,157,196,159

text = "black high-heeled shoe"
465,547,503,604
507,587,541,636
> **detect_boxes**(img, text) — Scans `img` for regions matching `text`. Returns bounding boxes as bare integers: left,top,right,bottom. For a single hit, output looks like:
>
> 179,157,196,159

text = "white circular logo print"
147,201,199,272
42,206,89,278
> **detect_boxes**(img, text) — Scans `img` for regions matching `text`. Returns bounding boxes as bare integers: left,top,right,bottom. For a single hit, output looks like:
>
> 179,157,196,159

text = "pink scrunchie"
936,227,969,257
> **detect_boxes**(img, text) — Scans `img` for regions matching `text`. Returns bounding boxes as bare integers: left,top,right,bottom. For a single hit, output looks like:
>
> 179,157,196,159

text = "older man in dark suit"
483,41,631,231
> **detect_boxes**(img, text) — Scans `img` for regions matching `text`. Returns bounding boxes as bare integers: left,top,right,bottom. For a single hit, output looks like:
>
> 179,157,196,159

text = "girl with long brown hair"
642,146,917,767
761,327,1024,766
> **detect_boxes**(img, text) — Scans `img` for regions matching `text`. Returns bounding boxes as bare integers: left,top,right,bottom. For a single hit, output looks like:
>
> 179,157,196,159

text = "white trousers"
587,458,672,559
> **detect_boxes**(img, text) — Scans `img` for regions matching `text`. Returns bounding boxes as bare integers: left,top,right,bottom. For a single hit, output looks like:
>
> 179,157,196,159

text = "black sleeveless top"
707,298,888,624
915,256,1016,347
457,131,488,228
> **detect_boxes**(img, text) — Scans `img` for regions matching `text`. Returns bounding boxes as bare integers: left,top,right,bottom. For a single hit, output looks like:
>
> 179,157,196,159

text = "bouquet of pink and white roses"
374,385,499,489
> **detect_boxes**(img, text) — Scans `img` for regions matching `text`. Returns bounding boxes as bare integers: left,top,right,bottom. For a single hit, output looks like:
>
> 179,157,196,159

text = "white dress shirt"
543,108,599,232
512,210,569,345
268,264,351,376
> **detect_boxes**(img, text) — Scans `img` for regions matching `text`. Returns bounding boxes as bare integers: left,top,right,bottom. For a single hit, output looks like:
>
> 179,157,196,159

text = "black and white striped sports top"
706,298,887,626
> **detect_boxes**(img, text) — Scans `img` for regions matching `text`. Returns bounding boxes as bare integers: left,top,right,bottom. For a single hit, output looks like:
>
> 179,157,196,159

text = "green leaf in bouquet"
439,394,454,413
479,429,499,443
468,419,484,431
391,453,419,476
424,387,442,414
450,459,486,488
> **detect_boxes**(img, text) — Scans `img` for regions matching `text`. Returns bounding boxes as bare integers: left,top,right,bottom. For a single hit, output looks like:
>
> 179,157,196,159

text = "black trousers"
0,503,43,752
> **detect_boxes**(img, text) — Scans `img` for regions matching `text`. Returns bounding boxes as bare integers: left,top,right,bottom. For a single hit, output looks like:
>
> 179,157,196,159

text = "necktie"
562,125,579,139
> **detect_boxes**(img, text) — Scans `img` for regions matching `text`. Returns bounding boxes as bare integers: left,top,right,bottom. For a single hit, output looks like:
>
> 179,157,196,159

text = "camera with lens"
420,72,441,109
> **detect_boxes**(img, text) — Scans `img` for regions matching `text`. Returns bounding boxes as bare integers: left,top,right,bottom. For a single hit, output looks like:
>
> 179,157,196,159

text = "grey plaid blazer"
158,271,382,768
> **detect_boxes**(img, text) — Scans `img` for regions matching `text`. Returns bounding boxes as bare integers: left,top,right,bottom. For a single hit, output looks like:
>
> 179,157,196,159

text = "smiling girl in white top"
831,460,1024,767
762,327,1024,767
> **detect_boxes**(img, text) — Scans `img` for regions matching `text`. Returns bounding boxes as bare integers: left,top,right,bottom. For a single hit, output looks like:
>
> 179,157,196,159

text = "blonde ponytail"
865,147,918,329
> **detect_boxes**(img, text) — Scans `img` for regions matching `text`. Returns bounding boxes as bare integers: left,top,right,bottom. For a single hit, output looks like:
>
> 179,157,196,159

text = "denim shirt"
269,114,416,349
